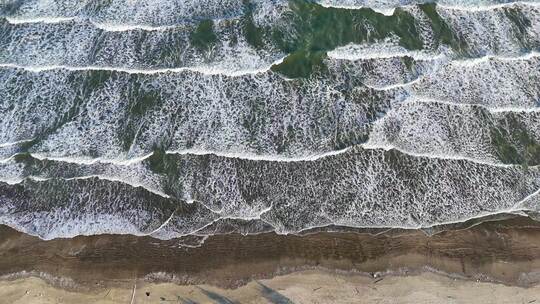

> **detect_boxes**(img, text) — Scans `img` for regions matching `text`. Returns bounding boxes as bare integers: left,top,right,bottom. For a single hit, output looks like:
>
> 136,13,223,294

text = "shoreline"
1,215,540,293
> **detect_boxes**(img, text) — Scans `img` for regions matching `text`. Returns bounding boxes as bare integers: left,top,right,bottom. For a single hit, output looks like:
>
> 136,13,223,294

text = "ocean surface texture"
0,0,539,240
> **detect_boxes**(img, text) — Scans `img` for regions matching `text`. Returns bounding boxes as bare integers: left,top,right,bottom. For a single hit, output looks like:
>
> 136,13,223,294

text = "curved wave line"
4,16,76,24
165,147,351,162
149,217,222,240
1,145,352,169
316,2,399,15
0,175,170,198
144,207,180,236
364,77,423,91
512,187,540,209
0,138,34,148
0,57,286,77
292,206,537,237
3,15,244,32
4,17,206,32
90,21,177,32
29,152,155,166
327,46,445,61
64,175,170,198
186,214,277,237
437,1,540,12
317,1,540,15
328,46,538,65
0,187,536,240
4,1,540,29
216,205,275,221
450,51,540,67
361,142,538,168
409,96,540,113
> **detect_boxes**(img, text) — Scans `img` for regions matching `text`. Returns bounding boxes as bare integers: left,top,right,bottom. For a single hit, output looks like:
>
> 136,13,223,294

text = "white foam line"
147,199,274,237
364,77,422,91
316,2,400,15
147,217,220,240
4,16,237,32
2,206,536,241
490,107,540,114
1,201,537,241
148,205,277,239
419,206,537,230
0,158,13,164
292,206,537,236
0,57,286,77
165,147,351,162
30,152,154,166
328,46,539,64
0,175,170,198
0,177,24,185
437,1,540,12
327,46,446,61
171,235,210,248
90,22,176,32
144,208,179,236
3,146,350,168
451,51,540,67
4,16,76,24
5,16,174,31
188,214,271,235
0,139,34,148
217,205,274,221
410,96,540,113
361,142,536,168
63,175,170,198
512,187,540,209
317,1,540,15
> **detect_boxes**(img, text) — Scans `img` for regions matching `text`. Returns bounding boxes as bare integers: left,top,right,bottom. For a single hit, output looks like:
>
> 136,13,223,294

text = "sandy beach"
2,270,540,304
0,215,540,303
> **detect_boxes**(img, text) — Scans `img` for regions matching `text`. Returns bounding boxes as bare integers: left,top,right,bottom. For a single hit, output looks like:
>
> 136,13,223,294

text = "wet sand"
0,215,540,302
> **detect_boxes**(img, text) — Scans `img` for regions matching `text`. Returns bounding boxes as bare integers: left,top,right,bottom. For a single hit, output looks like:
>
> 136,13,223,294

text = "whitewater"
0,0,539,240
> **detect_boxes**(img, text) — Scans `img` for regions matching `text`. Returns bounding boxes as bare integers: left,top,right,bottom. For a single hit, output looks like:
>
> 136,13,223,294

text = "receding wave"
1,147,539,240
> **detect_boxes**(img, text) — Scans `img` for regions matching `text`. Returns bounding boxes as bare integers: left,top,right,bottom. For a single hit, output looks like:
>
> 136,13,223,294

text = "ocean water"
0,0,539,240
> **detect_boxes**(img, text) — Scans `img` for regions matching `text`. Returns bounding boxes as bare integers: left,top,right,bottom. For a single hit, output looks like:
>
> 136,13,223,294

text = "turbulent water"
0,0,539,240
